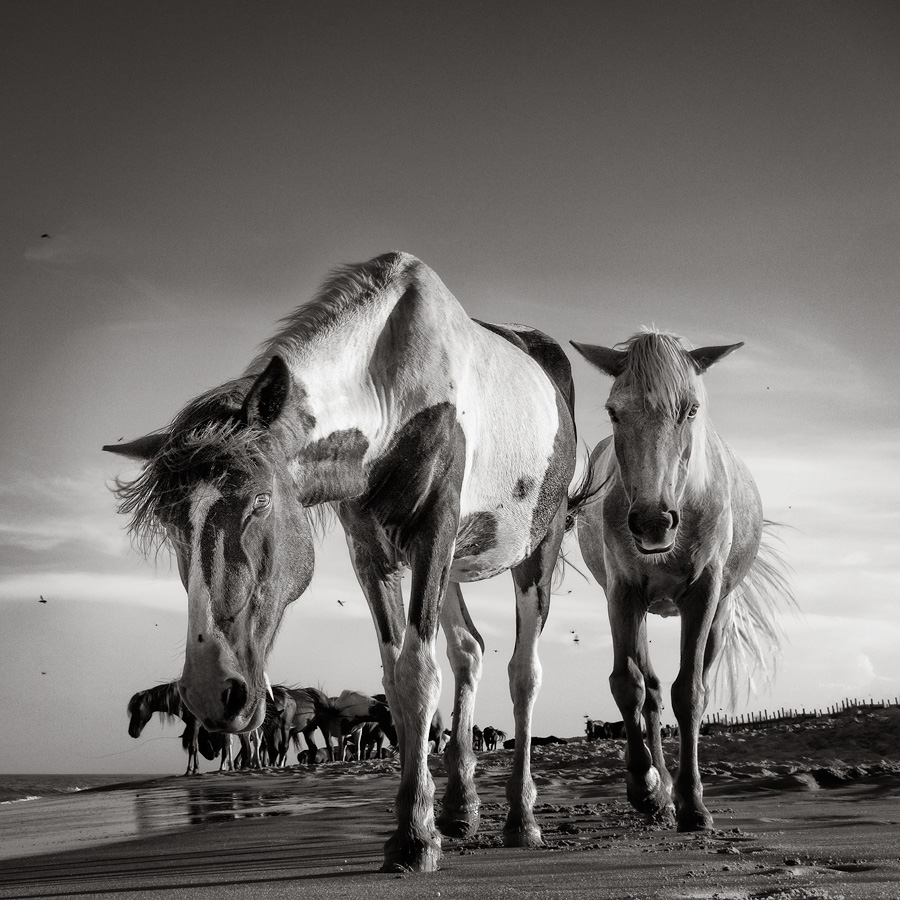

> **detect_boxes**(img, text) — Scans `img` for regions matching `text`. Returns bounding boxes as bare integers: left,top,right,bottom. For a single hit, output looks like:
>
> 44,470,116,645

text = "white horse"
571,331,794,831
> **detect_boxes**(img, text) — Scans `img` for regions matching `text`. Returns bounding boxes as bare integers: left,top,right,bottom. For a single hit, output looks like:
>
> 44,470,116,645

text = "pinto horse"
570,330,794,832
105,252,588,872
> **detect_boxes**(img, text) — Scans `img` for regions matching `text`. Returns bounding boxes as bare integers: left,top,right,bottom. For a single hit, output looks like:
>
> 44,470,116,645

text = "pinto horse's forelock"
111,382,270,557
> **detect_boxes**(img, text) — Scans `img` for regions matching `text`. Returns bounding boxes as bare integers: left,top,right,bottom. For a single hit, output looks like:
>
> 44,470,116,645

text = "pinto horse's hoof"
626,767,674,822
380,833,442,873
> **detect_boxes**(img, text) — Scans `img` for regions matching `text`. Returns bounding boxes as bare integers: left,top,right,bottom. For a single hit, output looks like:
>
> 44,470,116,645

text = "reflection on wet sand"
0,770,381,861
131,773,371,833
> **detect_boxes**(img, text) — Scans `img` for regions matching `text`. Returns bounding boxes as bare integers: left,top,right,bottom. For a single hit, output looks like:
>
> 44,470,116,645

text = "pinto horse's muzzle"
179,671,266,734
627,505,679,555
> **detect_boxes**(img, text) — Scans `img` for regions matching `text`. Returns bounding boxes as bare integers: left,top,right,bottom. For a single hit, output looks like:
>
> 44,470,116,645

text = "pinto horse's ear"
102,432,168,460
689,342,744,373
569,341,627,378
243,355,291,429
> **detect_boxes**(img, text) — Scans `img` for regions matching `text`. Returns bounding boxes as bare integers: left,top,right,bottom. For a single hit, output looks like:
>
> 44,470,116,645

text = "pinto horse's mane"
616,329,707,418
111,377,265,555
247,251,403,371
109,258,403,556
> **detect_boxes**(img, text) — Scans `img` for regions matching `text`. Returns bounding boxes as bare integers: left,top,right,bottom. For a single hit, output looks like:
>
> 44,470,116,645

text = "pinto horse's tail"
713,521,798,709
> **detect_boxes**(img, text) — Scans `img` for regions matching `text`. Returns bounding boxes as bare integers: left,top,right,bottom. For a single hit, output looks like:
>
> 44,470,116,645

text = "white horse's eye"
253,493,271,510
686,404,699,419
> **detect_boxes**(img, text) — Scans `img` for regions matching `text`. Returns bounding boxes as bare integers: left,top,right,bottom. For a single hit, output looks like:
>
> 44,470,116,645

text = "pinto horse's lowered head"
106,357,313,734
571,331,742,556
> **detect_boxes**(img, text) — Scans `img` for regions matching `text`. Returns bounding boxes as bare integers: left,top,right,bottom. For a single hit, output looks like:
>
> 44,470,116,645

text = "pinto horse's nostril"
627,510,642,536
669,509,679,530
221,678,248,720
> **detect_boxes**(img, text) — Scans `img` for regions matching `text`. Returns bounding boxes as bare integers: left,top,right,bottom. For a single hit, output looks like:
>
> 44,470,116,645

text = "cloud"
0,470,130,561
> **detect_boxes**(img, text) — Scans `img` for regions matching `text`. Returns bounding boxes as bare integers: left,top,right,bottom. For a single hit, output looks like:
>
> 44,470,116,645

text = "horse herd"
106,251,794,873
127,678,511,774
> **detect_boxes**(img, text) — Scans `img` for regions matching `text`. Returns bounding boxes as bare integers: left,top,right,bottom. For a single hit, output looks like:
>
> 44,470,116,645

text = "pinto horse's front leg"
436,582,484,838
607,586,674,823
503,501,568,847
671,572,721,832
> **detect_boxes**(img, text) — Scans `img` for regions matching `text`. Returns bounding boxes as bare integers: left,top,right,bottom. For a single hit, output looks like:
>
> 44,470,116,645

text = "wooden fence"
702,696,900,733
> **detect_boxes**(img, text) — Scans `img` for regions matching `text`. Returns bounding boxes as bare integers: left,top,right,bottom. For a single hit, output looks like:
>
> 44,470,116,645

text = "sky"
1,1,898,775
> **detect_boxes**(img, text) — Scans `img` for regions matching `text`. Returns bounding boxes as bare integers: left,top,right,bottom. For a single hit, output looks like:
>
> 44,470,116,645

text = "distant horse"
472,725,484,752
585,719,604,741
359,721,394,759
482,726,507,751
127,681,228,775
323,690,398,762
262,685,299,766
106,252,591,871
571,331,794,832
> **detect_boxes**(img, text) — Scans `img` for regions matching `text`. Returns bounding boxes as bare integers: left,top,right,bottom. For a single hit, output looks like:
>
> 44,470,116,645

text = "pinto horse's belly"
450,506,534,582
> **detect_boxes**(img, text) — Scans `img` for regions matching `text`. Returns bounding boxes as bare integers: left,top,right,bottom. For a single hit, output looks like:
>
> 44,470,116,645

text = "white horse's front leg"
436,582,484,838
672,570,721,832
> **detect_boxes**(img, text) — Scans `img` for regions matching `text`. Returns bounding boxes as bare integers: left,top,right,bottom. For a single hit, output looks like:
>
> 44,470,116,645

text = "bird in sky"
337,600,345,606
39,595,47,603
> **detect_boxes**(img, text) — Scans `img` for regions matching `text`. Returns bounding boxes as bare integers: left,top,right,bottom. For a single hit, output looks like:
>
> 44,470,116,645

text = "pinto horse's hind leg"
436,582,484,838
608,590,675,822
503,501,567,848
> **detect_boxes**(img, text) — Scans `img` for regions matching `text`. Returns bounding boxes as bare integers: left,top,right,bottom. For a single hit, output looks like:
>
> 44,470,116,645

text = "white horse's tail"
712,521,797,709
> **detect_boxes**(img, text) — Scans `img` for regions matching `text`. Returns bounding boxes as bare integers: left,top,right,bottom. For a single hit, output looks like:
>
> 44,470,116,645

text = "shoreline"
2,732,900,898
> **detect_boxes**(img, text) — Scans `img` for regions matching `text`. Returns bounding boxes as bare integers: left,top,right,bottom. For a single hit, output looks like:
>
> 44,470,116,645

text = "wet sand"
2,715,900,899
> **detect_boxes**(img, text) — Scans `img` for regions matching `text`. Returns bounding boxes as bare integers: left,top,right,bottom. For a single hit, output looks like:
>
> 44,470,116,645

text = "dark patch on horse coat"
513,476,535,501
455,511,498,558
294,428,370,504
528,387,576,548
361,402,464,552
200,496,250,597
360,402,466,639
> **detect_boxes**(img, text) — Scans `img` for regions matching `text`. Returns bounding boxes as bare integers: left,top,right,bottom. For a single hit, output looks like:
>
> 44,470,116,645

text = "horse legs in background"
436,582,484,838
607,590,675,823
503,501,567,848
184,719,201,776
217,734,235,772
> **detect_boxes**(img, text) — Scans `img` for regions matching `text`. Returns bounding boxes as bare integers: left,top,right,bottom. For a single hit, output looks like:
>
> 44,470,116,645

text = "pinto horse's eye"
606,406,619,424
252,493,271,511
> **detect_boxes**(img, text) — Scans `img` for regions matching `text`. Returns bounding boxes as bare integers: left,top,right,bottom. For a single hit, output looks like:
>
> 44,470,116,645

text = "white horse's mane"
617,328,708,418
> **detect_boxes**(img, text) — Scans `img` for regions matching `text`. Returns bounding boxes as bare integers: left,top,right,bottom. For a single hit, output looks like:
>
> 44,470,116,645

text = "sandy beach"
2,710,900,900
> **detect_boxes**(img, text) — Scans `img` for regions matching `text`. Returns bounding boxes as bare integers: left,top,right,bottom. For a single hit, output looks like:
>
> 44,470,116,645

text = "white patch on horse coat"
186,482,223,638
255,253,563,583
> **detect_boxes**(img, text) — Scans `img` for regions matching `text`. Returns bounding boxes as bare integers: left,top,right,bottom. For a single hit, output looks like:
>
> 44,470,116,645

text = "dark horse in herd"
107,252,792,872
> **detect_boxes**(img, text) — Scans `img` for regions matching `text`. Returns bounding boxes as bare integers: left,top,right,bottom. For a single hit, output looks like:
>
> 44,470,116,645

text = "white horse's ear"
689,342,744,373
243,355,291,428
102,432,168,460
570,341,627,377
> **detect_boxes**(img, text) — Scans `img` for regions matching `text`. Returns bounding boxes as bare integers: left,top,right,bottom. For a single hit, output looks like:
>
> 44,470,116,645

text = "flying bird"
337,600,345,606
39,595,47,603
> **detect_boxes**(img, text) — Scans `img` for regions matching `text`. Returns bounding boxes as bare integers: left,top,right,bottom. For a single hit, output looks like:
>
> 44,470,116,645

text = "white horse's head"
106,357,314,733
572,332,742,556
